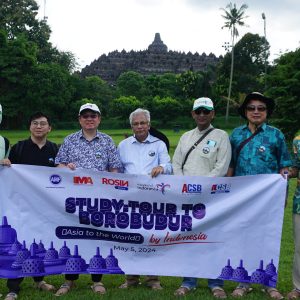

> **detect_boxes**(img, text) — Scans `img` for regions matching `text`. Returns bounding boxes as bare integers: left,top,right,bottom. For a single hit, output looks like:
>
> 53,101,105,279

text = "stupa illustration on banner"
218,259,278,287
0,216,124,278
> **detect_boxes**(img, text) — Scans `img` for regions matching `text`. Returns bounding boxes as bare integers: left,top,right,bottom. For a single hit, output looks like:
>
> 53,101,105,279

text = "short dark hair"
28,112,51,127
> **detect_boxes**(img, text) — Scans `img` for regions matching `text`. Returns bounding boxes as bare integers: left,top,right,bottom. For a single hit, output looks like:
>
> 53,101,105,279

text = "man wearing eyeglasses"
227,92,291,178
117,108,172,290
55,103,122,296
228,92,291,300
7,112,58,167
173,98,231,298
3,111,57,300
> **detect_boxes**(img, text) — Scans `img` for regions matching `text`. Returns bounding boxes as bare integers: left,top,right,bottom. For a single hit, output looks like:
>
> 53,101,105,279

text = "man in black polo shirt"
4,112,58,300
8,112,58,167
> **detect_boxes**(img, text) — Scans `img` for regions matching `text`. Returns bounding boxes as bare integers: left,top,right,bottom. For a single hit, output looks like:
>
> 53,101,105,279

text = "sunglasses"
80,113,98,119
194,108,212,115
246,105,267,112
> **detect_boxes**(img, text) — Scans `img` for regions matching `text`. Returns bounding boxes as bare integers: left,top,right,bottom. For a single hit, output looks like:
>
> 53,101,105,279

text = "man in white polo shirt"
118,108,172,290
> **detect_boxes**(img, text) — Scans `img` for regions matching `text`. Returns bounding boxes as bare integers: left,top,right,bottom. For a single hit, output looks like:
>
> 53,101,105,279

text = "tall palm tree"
221,2,248,123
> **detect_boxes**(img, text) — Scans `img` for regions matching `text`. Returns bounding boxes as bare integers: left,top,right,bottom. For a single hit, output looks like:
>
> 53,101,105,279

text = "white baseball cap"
193,97,214,111
79,103,101,115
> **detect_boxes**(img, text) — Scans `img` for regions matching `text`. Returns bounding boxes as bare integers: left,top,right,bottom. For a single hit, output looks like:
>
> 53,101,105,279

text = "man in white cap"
55,103,122,296
173,97,231,298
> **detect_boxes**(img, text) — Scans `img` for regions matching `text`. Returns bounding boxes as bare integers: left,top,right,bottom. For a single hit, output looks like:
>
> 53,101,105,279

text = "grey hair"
129,108,151,125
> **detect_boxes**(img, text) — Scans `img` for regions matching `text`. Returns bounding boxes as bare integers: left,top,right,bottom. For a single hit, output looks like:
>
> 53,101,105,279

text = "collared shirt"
55,130,122,171
292,135,300,214
230,123,292,176
172,125,231,176
9,138,58,167
118,134,172,175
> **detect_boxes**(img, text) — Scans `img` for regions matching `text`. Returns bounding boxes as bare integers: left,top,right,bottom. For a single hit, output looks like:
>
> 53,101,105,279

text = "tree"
234,33,268,92
73,76,114,115
23,63,75,122
215,32,268,111
151,96,183,124
116,71,146,99
145,73,181,99
108,96,142,120
221,2,248,122
0,0,51,46
0,30,76,127
176,70,213,100
0,0,76,70
266,48,300,140
0,30,37,127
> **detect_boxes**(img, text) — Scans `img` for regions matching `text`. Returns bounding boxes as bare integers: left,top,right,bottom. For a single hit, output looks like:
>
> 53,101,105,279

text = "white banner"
0,165,286,287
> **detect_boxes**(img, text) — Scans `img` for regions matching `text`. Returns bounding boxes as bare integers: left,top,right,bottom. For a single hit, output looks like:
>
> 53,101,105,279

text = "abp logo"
50,174,62,185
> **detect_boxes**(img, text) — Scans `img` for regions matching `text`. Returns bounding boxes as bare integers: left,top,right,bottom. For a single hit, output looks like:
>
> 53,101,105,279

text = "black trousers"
7,276,44,294
65,274,102,282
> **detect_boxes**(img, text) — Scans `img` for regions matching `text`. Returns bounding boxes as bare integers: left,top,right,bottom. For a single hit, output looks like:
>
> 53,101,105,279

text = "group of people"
0,91,299,300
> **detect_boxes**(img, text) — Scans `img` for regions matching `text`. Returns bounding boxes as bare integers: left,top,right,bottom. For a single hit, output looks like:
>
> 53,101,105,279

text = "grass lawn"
0,128,296,299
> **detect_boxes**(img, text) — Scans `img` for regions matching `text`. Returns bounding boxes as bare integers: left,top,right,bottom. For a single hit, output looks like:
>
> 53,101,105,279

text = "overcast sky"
36,0,300,70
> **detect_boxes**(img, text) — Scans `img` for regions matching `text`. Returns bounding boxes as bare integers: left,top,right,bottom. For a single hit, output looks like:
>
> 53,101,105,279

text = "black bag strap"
235,127,262,160
182,128,215,170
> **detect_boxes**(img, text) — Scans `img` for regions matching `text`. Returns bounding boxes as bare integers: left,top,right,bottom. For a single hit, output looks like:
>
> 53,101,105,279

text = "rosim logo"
102,178,129,190
73,176,93,185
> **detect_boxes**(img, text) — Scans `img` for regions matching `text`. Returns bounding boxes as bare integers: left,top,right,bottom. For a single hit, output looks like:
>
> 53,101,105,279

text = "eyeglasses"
132,121,149,127
194,108,212,115
246,105,267,112
31,121,49,127
80,114,98,119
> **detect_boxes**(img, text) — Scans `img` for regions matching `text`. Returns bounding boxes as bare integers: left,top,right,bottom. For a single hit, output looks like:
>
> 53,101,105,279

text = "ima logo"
211,183,231,194
182,183,202,194
102,178,129,190
73,176,93,185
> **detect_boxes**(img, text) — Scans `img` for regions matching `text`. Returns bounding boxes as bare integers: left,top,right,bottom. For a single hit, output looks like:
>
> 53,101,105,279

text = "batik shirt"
230,123,292,176
292,135,300,214
55,130,122,171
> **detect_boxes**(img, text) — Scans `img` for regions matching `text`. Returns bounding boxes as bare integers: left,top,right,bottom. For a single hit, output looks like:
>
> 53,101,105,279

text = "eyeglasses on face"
246,105,267,112
80,113,98,119
194,108,211,115
132,121,149,127
31,121,49,127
